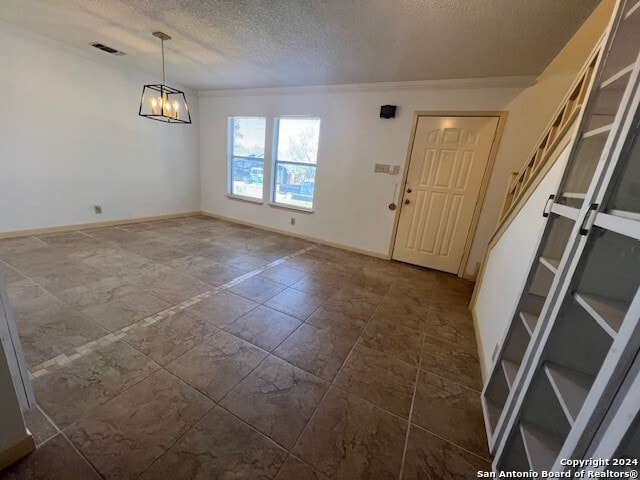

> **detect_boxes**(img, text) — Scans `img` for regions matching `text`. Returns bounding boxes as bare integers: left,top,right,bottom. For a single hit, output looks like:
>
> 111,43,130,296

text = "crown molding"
2,17,534,99
198,76,537,98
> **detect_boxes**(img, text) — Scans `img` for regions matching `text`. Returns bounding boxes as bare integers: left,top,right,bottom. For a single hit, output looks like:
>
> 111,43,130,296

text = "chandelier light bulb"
139,31,191,124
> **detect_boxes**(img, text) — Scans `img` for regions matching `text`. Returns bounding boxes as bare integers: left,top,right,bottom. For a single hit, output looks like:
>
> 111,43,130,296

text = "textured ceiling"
0,0,600,91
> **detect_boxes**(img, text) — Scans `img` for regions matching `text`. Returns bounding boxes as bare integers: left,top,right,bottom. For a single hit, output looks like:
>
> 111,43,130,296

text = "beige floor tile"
2,434,101,480
360,317,425,366
221,355,328,449
276,455,327,480
192,260,248,286
225,306,301,351
265,288,326,320
323,286,382,320
259,264,309,286
425,309,478,353
81,289,170,331
22,407,58,446
274,323,357,381
124,310,217,365
183,290,258,327
66,370,213,479
401,424,491,480
305,307,368,338
411,371,489,459
139,407,287,480
334,343,417,418
15,303,106,367
294,386,407,480
166,330,267,401
421,335,482,390
34,341,158,428
228,275,288,303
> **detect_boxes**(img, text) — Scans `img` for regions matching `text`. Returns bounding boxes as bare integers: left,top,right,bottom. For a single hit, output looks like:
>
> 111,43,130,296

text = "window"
272,117,321,210
228,116,266,200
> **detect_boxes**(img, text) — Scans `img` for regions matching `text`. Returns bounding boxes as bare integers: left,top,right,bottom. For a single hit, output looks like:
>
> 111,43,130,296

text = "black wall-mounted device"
380,105,397,119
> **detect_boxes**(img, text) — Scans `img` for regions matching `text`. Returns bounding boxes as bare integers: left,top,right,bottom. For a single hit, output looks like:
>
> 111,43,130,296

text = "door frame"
389,110,508,278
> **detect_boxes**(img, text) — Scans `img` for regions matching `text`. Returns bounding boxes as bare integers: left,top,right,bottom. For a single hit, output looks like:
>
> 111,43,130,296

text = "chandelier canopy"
139,31,191,124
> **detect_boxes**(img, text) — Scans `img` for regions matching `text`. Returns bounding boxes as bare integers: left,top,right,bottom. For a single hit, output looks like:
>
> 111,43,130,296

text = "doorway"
392,113,503,275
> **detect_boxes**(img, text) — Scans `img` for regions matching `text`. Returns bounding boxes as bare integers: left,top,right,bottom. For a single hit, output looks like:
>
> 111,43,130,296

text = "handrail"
495,50,600,232
470,39,604,309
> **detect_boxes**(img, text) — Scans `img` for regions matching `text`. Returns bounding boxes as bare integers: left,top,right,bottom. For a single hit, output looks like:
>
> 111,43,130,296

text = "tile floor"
0,215,490,479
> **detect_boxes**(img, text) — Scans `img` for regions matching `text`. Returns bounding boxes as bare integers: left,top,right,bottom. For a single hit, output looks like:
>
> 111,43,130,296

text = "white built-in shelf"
562,192,587,200
544,363,594,424
487,399,503,429
608,209,640,223
502,360,520,389
520,422,564,472
489,4,640,469
601,64,634,90
539,256,560,274
574,292,626,338
582,124,613,139
625,0,640,20
520,311,538,336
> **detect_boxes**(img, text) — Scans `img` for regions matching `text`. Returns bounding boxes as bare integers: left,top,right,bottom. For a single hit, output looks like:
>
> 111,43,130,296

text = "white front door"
393,115,499,274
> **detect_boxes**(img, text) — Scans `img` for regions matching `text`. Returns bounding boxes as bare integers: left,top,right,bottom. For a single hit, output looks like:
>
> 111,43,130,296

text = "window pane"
276,118,320,164
274,163,316,210
274,117,320,209
230,117,266,199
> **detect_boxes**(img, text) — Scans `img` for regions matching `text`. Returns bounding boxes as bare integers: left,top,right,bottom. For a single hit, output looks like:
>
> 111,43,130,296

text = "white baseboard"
0,212,201,239
200,211,390,260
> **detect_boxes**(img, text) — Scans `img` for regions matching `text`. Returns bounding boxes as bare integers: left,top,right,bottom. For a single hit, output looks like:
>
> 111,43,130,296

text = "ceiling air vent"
89,42,126,56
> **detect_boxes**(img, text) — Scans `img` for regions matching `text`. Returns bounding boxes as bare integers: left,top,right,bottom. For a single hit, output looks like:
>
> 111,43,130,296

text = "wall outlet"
93,204,103,214
290,217,295,225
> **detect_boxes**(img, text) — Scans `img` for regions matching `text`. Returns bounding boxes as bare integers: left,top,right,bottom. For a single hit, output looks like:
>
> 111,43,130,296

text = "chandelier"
139,31,191,124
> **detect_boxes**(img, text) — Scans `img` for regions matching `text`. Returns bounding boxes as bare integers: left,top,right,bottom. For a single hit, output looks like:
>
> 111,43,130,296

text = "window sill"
268,202,314,214
226,194,264,205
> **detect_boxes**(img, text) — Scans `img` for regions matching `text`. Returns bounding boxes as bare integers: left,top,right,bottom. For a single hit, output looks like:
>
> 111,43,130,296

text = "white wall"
197,1,613,277
199,83,525,272
0,22,201,233
473,146,570,377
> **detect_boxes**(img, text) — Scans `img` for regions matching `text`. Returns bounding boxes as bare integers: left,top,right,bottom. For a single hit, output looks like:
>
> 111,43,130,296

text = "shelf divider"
625,0,640,20
582,124,613,139
574,292,626,338
520,422,564,472
600,64,634,90
519,311,538,336
539,256,560,275
502,359,520,389
544,363,595,424
562,192,586,200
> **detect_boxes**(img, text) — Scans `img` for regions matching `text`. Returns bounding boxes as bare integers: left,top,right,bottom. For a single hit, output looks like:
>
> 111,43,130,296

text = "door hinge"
579,203,599,235
542,194,555,218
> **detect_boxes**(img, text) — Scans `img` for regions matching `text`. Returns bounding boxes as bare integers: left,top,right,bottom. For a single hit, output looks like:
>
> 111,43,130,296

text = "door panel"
393,116,499,273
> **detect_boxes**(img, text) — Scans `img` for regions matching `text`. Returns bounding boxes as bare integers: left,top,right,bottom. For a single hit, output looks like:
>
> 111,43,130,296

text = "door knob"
404,199,410,205
406,188,412,193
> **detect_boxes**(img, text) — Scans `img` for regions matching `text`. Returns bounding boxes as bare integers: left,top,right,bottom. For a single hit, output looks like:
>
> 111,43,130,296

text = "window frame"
227,116,267,203
270,116,321,212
